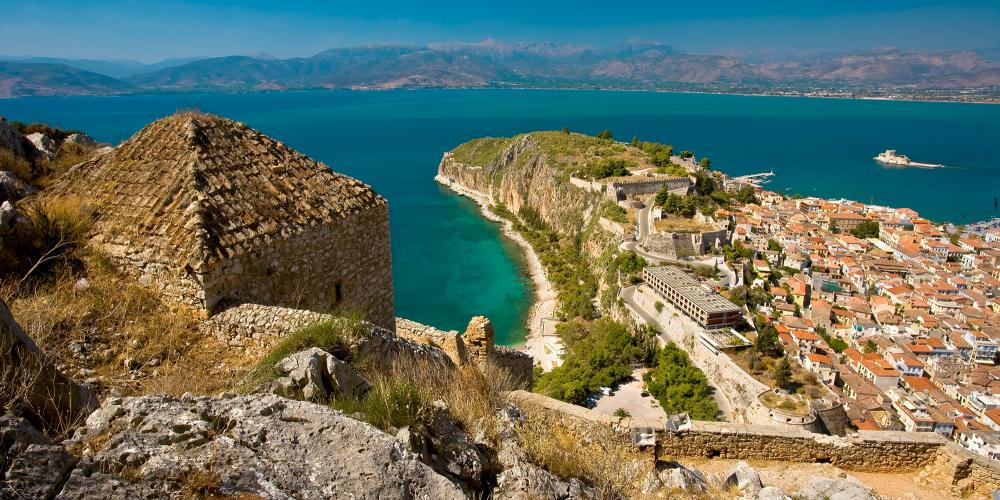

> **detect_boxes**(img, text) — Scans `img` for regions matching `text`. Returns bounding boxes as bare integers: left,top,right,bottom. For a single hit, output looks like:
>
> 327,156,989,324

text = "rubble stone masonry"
510,390,1000,497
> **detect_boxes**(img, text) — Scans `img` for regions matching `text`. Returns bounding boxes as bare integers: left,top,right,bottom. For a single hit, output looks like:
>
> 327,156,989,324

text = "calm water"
3,90,999,344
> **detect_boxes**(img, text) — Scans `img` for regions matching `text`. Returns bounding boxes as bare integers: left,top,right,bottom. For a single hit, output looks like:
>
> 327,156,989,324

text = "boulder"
273,347,371,401
796,476,875,500
422,400,490,489
25,133,56,159
658,461,709,493
1,299,99,436
0,171,36,204
0,117,26,158
756,485,790,500
1,414,78,499
65,393,465,499
723,461,763,496
63,133,97,148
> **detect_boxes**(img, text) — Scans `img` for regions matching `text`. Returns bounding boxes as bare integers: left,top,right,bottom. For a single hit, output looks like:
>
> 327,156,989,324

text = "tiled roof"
48,113,384,272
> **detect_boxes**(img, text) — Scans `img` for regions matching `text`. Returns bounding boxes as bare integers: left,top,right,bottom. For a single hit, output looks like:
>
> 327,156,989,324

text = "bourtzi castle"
46,113,396,330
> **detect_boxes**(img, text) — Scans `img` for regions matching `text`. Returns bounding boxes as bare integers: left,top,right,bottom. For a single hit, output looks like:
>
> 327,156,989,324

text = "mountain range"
2,41,998,98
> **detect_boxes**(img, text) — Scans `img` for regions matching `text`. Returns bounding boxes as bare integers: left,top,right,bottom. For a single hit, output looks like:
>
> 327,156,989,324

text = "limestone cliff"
439,133,598,236
438,131,637,319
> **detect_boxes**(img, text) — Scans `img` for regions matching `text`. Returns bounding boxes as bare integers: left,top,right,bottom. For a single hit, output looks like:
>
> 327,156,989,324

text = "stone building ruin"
47,112,395,329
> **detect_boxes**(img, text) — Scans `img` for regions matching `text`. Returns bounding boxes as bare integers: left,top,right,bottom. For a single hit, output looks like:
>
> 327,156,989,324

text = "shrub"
590,158,633,179
603,204,628,224
330,376,424,431
242,314,366,390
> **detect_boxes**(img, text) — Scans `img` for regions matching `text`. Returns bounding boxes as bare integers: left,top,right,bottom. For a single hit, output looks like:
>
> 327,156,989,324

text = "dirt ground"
680,457,945,500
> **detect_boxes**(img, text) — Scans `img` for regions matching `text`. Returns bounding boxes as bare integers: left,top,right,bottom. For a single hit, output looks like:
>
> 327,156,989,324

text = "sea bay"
3,89,998,345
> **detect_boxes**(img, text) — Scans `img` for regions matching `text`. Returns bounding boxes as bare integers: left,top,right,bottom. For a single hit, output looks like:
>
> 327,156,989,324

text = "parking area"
591,368,667,424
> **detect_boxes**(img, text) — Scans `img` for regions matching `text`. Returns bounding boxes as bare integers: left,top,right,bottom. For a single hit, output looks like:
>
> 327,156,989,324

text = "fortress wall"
508,390,1000,483
205,204,395,331
201,304,456,372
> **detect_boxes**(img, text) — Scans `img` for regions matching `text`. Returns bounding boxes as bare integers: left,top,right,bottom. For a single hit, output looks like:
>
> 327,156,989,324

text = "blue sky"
2,1,999,62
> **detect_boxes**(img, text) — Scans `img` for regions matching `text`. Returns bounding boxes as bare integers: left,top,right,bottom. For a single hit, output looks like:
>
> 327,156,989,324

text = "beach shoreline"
433,174,563,371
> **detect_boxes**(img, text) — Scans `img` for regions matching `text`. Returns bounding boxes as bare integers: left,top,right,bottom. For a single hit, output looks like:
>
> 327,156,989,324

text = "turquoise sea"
2,90,998,344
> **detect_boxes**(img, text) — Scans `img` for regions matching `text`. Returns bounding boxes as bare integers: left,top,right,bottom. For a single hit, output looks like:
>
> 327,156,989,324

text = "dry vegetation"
653,216,713,234
2,245,242,399
0,147,33,180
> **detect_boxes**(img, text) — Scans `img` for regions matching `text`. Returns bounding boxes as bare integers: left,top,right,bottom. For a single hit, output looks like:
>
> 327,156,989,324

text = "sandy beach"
434,174,564,371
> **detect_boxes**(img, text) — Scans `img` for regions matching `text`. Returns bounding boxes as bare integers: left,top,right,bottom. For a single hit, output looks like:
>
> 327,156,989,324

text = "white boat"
874,149,942,169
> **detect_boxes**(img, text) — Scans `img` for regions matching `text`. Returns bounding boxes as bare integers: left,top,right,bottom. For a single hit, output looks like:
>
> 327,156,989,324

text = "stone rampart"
200,304,454,372
507,389,1000,491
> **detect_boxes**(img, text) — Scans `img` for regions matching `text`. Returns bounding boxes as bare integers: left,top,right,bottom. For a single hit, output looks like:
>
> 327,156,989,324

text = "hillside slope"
0,61,136,98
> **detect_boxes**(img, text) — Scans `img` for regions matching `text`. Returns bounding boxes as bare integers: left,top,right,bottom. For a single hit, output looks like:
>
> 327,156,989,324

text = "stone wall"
607,176,690,201
203,204,395,331
201,303,456,372
919,442,1000,497
642,228,729,259
507,390,1000,482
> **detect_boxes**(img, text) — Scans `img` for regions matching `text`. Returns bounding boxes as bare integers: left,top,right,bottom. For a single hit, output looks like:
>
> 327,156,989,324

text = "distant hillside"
3,43,999,98
763,48,1000,87
0,61,136,98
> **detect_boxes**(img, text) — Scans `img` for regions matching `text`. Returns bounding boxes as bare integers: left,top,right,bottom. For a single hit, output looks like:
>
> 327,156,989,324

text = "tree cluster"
535,319,657,405
590,158,634,179
643,342,719,420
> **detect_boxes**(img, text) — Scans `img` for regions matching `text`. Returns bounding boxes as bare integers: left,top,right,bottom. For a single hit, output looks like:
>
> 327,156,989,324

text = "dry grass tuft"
513,412,649,497
330,356,518,442
2,250,237,398
0,148,33,181
34,143,96,188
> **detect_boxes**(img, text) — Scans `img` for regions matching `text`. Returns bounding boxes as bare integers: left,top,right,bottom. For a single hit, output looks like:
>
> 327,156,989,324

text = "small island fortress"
874,149,942,168
45,112,396,329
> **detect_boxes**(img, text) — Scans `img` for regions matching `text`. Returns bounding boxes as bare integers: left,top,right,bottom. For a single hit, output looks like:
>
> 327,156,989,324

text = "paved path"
592,369,667,425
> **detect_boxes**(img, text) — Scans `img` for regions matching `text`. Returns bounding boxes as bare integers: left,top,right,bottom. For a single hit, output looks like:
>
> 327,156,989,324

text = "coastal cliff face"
439,133,597,236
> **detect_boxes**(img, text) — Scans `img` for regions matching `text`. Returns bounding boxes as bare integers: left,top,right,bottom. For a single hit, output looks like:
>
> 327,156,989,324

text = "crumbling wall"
918,442,1000,498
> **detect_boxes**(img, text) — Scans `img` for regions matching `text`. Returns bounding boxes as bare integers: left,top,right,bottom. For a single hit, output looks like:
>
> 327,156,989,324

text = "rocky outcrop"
439,136,596,236
1,299,98,436
492,405,598,499
272,347,371,401
64,393,464,499
723,460,763,496
0,172,36,203
0,117,26,158
795,476,875,500
1,414,78,499
25,133,56,159
63,133,97,148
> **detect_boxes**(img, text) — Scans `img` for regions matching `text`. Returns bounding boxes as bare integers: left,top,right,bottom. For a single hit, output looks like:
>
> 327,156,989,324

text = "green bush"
330,379,424,431
643,343,719,420
590,158,633,179
602,204,628,224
